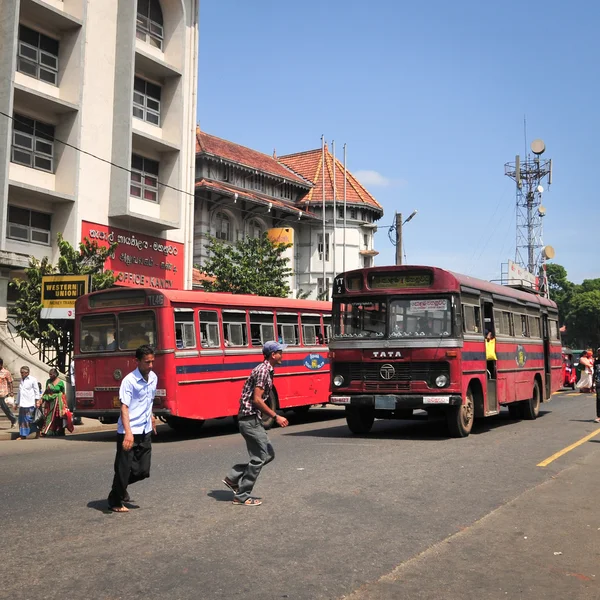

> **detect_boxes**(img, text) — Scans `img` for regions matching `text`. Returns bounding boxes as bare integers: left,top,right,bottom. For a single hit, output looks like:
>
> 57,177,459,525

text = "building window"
363,256,373,268
317,233,330,262
11,114,55,173
136,0,164,50
133,77,161,126
222,164,231,182
214,212,231,241
17,25,59,85
131,154,159,202
350,208,357,219
318,277,330,299
7,206,52,245
247,219,262,239
252,173,264,191
363,234,369,249
278,182,292,200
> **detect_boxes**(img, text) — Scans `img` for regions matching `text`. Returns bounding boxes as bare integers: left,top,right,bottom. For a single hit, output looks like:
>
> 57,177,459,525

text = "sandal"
232,498,262,506
222,478,239,493
594,418,600,423
109,505,129,513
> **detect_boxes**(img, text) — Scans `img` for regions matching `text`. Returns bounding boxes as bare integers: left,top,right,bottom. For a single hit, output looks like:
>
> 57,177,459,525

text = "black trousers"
108,432,152,507
596,391,600,418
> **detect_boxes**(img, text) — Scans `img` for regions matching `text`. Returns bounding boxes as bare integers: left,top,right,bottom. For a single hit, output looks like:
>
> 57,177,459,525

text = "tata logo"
380,364,396,380
372,351,402,358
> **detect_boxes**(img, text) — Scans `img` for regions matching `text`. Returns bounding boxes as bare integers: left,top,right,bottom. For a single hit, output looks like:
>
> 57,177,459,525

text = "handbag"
33,406,44,426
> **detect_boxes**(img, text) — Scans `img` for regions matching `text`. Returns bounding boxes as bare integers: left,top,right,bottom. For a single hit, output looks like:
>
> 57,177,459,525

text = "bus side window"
174,310,196,349
200,310,220,348
223,310,248,347
323,314,331,344
520,314,529,337
249,312,274,347
301,314,321,345
276,313,299,346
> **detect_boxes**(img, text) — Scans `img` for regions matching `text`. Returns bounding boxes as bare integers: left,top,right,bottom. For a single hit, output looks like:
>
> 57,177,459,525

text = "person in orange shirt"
0,358,16,428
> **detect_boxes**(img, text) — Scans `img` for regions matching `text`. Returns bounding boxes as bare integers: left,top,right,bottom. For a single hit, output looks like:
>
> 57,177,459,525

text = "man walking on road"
223,341,289,506
0,358,16,428
107,345,158,513
16,366,41,440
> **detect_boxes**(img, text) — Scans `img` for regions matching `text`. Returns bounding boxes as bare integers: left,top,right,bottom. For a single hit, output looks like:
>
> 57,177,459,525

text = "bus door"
482,299,498,413
541,312,551,399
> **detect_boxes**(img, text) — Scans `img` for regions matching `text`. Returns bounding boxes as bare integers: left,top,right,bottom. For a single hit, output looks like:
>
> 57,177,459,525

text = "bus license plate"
423,396,450,404
112,396,121,408
330,396,351,405
375,396,396,410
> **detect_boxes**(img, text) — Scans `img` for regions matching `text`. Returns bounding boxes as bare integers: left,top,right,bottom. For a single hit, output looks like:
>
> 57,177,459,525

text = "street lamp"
395,210,418,265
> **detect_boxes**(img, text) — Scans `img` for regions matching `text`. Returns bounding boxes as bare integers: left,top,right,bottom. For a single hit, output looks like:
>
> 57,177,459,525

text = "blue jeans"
18,407,37,438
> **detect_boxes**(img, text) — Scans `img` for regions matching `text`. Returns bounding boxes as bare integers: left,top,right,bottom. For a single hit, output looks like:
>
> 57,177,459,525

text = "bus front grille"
339,362,449,392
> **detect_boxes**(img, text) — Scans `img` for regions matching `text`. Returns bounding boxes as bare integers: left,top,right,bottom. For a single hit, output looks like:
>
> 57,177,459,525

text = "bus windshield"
333,296,454,339
80,310,157,352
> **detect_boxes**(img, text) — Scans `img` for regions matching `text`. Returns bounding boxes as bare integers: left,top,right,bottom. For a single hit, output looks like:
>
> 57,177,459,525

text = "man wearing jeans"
0,358,16,428
107,345,157,513
223,341,289,506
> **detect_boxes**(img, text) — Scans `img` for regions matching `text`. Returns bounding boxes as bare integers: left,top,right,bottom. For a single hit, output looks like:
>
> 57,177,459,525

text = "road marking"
537,428,600,467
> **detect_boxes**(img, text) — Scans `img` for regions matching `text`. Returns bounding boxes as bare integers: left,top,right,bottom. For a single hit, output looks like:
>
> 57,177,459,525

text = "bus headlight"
333,374,345,387
435,374,449,387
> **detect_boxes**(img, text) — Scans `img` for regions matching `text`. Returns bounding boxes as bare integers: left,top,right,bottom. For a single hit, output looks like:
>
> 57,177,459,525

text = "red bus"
329,266,562,437
74,287,331,431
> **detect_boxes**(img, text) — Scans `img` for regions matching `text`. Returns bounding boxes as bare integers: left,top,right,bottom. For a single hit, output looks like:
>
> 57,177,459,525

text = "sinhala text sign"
81,221,184,289
41,275,90,319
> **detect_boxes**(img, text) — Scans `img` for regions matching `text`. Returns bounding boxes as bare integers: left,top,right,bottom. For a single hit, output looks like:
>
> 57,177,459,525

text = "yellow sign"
41,275,90,319
267,227,294,245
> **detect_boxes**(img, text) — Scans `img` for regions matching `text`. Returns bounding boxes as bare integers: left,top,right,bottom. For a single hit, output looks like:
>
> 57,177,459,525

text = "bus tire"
522,381,541,420
507,403,523,420
446,388,474,438
345,406,375,434
165,416,205,433
262,390,278,430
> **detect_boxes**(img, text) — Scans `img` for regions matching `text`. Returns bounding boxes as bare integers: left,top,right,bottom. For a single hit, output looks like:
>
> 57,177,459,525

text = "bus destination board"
368,273,432,289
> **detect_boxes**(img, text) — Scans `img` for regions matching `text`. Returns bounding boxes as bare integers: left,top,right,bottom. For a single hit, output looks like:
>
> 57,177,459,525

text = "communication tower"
504,140,554,295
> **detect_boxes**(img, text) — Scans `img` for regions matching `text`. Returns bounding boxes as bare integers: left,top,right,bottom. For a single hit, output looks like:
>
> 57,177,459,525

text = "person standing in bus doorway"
107,345,157,513
222,341,289,506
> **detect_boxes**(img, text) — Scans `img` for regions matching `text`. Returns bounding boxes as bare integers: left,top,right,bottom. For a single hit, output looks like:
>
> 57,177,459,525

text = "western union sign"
41,275,90,319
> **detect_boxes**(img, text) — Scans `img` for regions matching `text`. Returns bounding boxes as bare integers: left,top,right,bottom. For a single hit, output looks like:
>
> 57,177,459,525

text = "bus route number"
148,294,164,307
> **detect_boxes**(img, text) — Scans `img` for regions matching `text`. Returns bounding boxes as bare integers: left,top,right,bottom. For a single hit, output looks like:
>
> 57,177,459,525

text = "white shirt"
117,368,157,435
69,361,75,387
19,375,41,408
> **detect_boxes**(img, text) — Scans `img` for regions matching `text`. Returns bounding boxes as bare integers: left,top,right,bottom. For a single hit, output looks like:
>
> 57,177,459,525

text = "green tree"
200,233,292,297
565,290,600,349
11,233,117,371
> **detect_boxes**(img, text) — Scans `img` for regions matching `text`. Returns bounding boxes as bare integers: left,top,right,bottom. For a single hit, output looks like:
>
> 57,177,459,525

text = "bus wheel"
262,390,278,430
165,416,205,433
507,403,523,420
522,381,541,420
345,406,375,434
447,389,474,438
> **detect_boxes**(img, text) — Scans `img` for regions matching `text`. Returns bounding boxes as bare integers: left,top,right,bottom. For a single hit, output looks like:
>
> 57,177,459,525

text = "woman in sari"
576,351,594,393
40,368,67,436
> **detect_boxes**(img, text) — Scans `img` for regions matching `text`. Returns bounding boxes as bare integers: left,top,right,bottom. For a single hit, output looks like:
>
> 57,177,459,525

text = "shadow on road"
285,409,552,441
207,490,234,502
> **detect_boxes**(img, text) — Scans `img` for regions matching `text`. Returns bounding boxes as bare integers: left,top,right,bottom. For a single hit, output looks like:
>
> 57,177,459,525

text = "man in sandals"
223,341,289,506
107,345,158,513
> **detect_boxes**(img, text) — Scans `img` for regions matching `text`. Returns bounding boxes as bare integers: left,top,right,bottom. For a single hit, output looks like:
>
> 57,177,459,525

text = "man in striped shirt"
223,341,289,506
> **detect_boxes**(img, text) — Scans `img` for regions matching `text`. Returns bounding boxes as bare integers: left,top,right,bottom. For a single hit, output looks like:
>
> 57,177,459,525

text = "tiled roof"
195,179,319,220
196,128,311,187
192,268,215,287
279,145,383,213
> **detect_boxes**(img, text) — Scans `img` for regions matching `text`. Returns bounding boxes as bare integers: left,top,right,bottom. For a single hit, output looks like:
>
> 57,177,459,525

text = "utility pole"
395,212,402,266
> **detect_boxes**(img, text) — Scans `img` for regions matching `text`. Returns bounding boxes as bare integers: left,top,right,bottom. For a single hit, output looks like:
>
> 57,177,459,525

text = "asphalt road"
1,392,599,600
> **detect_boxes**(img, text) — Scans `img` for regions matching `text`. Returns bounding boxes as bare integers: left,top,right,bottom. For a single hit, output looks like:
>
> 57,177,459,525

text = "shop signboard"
41,275,90,319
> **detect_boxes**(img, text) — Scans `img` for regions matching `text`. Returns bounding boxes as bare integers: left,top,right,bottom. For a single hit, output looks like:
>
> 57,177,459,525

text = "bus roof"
77,287,331,312
337,265,558,309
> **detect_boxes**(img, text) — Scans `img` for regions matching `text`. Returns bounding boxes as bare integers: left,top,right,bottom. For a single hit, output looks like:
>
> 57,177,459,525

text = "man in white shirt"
16,366,41,440
107,345,158,513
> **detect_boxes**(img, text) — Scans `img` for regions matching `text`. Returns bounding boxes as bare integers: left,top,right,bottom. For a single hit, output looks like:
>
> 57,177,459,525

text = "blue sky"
198,0,598,284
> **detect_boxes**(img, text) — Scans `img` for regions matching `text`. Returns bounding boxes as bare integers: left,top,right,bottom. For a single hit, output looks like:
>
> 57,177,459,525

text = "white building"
0,0,199,321
194,131,384,299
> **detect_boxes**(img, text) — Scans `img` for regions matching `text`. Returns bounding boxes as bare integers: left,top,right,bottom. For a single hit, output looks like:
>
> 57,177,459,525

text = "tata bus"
74,287,331,431
329,266,562,437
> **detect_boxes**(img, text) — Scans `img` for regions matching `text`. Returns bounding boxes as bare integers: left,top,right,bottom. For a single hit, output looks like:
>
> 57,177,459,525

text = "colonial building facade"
194,130,384,299
0,0,199,320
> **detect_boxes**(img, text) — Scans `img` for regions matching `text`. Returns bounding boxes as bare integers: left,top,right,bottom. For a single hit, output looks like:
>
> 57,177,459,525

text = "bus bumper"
330,394,463,410
75,409,172,420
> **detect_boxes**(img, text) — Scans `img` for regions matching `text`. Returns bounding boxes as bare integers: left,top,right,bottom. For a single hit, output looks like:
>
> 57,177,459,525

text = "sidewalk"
0,413,117,441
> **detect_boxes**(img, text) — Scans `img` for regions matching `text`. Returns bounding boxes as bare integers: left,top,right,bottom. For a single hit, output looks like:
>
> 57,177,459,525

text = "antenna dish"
543,245,555,259
531,139,546,155
537,185,544,193
538,205,546,216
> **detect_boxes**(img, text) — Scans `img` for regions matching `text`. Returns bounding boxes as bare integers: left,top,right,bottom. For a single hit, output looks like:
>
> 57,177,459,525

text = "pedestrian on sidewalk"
223,341,289,506
107,345,158,513
0,358,16,428
16,366,41,440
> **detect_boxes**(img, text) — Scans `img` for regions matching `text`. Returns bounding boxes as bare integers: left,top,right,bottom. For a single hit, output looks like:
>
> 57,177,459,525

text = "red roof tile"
196,128,310,187
279,145,383,213
195,179,319,220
